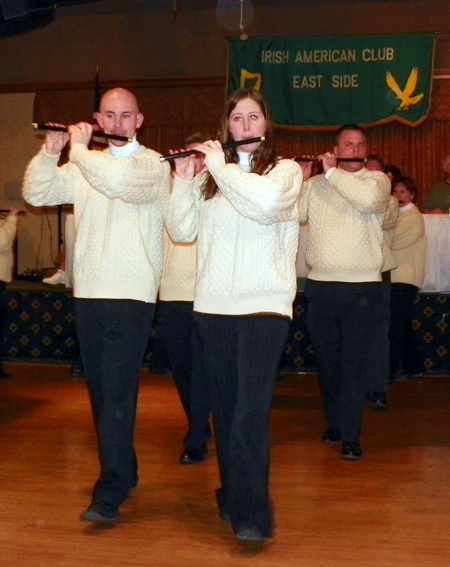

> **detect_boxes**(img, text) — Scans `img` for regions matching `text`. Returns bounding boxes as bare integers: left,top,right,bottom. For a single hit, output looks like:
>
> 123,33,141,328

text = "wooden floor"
0,363,449,567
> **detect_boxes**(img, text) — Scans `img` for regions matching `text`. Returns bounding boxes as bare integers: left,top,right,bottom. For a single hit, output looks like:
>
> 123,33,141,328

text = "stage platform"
3,280,450,373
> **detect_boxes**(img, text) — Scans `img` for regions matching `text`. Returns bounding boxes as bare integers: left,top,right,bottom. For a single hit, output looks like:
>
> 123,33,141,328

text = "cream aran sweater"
0,215,18,283
165,152,302,318
382,195,399,272
23,143,170,303
391,204,426,288
299,167,391,282
159,228,196,302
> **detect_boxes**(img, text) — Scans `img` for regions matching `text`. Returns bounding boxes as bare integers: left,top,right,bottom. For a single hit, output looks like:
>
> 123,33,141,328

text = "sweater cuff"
204,151,226,172
42,146,61,160
325,167,337,180
69,143,89,163
173,175,194,191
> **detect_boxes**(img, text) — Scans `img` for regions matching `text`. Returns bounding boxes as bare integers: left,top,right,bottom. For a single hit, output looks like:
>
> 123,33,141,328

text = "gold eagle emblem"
385,67,424,111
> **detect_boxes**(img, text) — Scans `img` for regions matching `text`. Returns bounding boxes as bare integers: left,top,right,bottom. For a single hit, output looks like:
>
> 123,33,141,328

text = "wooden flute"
32,123,132,143
294,157,366,163
159,136,265,162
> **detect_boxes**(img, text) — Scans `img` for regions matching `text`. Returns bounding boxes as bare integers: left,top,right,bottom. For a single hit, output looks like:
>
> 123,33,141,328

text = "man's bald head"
96,88,143,147
100,88,140,114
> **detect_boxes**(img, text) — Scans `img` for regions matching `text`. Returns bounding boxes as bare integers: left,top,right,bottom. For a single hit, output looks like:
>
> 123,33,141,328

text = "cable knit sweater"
165,152,302,318
298,167,391,282
0,215,18,283
159,228,197,302
382,195,399,272
391,204,426,288
23,143,170,303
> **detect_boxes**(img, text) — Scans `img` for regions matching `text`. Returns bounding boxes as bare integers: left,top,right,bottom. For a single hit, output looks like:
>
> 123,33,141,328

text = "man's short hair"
335,123,366,145
185,132,210,147
385,164,402,177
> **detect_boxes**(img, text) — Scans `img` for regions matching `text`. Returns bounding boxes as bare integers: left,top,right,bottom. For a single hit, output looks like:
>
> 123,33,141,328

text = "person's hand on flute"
68,122,93,148
318,151,337,174
169,148,197,182
298,156,315,181
44,122,69,156
193,139,223,158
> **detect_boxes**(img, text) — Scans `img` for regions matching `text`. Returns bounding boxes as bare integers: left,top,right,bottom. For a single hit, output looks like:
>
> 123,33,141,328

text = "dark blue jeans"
75,298,155,508
305,279,384,443
159,301,210,447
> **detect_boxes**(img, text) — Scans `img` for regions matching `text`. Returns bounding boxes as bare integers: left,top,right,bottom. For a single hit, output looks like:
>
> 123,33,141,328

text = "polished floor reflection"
0,363,449,567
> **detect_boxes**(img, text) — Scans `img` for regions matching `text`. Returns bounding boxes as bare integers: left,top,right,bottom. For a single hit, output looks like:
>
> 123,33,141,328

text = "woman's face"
228,97,266,153
393,182,414,207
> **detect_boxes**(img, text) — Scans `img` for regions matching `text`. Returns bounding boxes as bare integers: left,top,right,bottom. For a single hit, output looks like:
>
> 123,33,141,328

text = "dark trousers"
389,283,423,378
366,271,391,393
0,281,7,364
193,313,290,536
159,301,210,447
74,298,155,508
305,280,384,444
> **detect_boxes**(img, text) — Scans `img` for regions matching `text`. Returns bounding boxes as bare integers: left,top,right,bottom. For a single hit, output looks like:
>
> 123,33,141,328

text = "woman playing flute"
165,88,302,542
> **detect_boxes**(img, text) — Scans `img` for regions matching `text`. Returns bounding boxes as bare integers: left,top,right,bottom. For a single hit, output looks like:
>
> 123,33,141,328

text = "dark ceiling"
56,0,423,17
0,0,432,38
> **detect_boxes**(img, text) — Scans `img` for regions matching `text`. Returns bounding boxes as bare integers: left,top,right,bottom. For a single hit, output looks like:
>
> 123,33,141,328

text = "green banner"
227,33,435,129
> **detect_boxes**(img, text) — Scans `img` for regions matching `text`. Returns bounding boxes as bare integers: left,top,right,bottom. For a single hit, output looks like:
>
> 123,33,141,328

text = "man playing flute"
299,123,391,460
23,87,171,522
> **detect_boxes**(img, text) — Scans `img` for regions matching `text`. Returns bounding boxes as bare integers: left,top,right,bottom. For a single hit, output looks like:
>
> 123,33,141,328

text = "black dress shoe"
179,444,207,465
0,369,11,380
407,372,425,379
234,525,267,542
341,442,363,460
70,363,85,378
215,488,230,522
371,391,387,412
321,428,341,444
129,478,139,492
80,500,119,522
151,367,172,375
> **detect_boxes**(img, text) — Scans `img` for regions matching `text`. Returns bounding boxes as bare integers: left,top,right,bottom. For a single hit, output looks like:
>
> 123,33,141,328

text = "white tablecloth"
296,215,450,292
422,214,450,293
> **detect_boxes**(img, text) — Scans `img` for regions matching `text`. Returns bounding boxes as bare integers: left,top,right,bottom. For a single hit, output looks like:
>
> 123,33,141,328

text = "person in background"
159,132,211,465
424,154,450,212
0,209,19,379
366,195,398,411
385,164,402,182
299,124,391,461
165,88,301,542
389,176,427,381
42,248,68,285
23,87,170,523
365,154,384,172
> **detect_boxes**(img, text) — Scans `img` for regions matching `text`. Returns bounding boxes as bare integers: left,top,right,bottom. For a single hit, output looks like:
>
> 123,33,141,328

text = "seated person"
389,176,427,381
424,154,450,213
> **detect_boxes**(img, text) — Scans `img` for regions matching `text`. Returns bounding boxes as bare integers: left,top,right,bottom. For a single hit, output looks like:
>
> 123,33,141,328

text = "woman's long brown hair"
201,88,278,200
